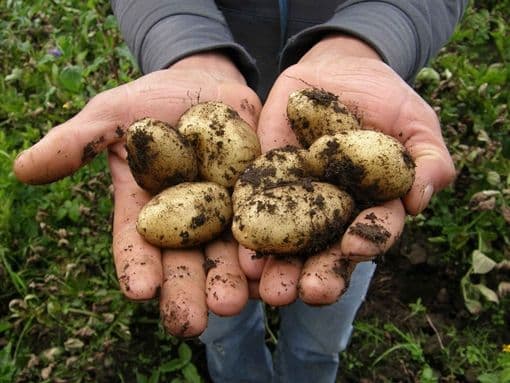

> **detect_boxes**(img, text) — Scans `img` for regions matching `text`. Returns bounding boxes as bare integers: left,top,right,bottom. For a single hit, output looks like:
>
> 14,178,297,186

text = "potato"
126,118,197,194
232,146,309,211
231,89,418,258
137,182,232,248
176,101,261,187
307,130,415,201
287,88,360,148
232,181,354,255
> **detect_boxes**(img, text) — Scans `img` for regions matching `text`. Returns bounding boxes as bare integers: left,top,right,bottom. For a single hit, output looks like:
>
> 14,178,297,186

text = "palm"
240,56,455,306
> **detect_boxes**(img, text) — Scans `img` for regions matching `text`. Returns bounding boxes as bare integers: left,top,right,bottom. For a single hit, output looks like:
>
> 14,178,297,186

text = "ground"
0,1,509,382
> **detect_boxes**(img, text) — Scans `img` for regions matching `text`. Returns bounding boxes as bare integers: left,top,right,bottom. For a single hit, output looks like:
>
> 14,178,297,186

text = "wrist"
169,52,247,85
300,34,382,64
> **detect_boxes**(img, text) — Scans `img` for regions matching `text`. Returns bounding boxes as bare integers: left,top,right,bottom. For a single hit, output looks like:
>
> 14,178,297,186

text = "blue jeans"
199,261,376,383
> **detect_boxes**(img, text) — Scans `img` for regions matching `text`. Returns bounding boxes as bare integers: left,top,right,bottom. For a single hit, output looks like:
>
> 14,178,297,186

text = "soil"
126,127,154,175
115,126,125,138
302,88,348,115
240,164,276,187
348,222,391,245
202,258,218,274
82,136,105,163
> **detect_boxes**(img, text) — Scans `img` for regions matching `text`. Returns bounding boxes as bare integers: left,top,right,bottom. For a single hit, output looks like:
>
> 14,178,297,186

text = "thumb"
403,124,456,215
257,80,301,152
14,85,130,184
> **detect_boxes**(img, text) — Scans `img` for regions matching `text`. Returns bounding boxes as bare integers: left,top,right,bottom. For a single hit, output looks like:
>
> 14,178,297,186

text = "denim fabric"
200,299,274,383
200,261,376,383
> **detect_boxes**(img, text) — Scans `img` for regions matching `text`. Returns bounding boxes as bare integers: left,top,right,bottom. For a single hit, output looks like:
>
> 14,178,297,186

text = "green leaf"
5,67,22,82
500,368,510,382
178,342,192,363
472,250,497,274
477,372,499,383
473,284,499,303
59,65,83,93
464,298,482,315
461,273,482,315
104,14,118,29
160,358,188,373
486,171,501,186
160,343,193,373
419,365,438,383
135,370,148,383
148,369,161,383
0,343,16,383
0,322,11,335
182,363,201,383
416,67,440,84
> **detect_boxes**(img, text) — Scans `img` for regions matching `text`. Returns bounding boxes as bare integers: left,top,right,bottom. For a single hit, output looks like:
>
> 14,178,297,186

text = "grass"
0,0,509,382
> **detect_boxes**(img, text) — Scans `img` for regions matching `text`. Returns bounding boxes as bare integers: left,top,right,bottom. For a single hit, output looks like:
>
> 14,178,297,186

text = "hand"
239,35,455,306
14,53,261,337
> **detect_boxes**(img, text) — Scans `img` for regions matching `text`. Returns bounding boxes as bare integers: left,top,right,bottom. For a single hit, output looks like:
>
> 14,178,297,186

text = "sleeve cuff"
280,2,420,82
143,14,258,89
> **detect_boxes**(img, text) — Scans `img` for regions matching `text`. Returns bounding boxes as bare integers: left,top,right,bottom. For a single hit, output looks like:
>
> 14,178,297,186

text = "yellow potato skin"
287,88,360,148
307,131,415,201
232,182,354,255
126,118,197,194
137,182,232,248
176,101,261,187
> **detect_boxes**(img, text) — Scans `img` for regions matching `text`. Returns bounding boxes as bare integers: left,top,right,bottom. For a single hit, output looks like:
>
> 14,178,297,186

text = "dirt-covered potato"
307,130,416,201
137,182,232,248
232,146,309,211
287,88,360,148
176,101,261,187
126,118,197,194
232,181,354,255
231,89,418,258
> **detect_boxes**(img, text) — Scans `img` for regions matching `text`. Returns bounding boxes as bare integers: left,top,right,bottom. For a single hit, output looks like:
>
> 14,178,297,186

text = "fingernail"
418,184,434,213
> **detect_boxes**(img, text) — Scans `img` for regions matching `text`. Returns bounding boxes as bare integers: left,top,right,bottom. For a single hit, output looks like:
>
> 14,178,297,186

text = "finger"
217,82,262,130
160,249,208,338
205,236,249,316
403,136,455,215
259,256,302,306
238,245,266,280
14,86,130,184
298,245,356,305
257,81,301,152
341,199,405,262
109,147,162,300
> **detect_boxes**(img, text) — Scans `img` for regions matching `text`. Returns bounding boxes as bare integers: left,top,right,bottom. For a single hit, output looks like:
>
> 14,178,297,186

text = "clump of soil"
348,222,391,245
82,136,105,163
126,128,155,174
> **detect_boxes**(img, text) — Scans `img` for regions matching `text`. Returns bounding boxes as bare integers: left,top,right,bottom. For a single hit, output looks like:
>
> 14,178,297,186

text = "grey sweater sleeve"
281,0,469,82
110,0,258,87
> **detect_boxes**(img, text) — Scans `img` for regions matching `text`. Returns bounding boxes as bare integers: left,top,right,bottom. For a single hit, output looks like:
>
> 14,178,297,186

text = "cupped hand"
240,35,456,306
14,52,261,337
